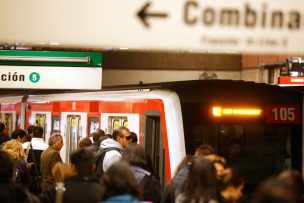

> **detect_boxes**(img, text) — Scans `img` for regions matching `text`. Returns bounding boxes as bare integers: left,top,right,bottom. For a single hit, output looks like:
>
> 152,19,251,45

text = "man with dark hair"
0,150,39,203
40,134,63,191
0,122,10,146
27,125,35,137
87,129,105,152
129,132,138,143
11,128,27,143
23,126,48,194
40,148,103,203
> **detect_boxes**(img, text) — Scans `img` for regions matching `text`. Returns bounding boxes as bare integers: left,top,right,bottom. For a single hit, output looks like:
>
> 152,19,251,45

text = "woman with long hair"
100,161,142,203
176,157,218,203
2,139,31,186
122,143,161,203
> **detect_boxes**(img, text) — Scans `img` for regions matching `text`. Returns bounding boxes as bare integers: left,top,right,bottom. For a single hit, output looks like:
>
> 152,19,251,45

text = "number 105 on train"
266,104,301,124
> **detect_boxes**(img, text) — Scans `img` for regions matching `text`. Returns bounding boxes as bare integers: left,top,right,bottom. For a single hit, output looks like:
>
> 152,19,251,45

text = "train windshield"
182,104,302,194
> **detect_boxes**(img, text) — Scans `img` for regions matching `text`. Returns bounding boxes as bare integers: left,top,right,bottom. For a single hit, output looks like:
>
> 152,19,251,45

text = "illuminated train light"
212,107,262,117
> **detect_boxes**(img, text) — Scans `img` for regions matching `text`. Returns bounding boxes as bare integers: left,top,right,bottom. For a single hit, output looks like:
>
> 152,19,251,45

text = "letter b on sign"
29,72,40,83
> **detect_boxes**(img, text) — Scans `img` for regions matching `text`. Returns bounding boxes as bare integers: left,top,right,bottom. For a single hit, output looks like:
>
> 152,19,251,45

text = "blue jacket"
102,194,139,203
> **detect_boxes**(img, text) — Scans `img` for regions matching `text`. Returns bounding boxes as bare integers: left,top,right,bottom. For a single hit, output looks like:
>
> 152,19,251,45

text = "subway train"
0,80,302,192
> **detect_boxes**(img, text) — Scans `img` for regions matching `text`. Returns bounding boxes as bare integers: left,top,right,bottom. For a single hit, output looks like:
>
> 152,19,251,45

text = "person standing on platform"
0,150,39,203
118,126,131,139
40,134,63,191
87,129,106,153
95,129,129,176
40,148,103,203
23,126,48,194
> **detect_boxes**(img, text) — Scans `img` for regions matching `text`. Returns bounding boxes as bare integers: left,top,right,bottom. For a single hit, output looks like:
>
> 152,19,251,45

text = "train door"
61,112,87,162
29,112,51,142
142,111,165,189
1,112,16,135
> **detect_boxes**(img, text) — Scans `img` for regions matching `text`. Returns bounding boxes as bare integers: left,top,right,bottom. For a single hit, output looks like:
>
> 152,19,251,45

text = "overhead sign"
0,0,304,54
0,65,102,90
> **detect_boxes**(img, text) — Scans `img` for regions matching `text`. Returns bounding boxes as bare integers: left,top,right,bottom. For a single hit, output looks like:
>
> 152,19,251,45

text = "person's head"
182,157,217,201
11,129,27,143
129,132,138,143
205,154,227,179
251,177,298,203
78,137,92,148
2,139,26,161
33,126,44,138
118,126,130,137
70,148,95,177
112,129,129,147
122,143,147,169
195,144,215,156
92,129,105,144
101,161,142,200
26,125,35,137
49,134,63,151
52,162,73,182
278,170,303,200
0,122,5,133
0,150,16,181
219,168,245,203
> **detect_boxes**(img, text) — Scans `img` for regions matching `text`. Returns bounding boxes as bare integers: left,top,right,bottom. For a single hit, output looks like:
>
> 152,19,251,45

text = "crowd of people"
0,122,303,203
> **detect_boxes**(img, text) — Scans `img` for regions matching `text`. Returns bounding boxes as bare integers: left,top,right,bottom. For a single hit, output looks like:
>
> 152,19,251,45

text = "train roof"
138,80,303,104
0,80,302,104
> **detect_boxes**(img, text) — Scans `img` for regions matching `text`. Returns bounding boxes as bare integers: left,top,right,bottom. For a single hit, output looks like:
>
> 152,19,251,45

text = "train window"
66,115,82,162
108,116,128,134
113,119,120,130
88,117,99,135
51,116,60,134
35,113,47,140
3,113,13,135
287,58,304,77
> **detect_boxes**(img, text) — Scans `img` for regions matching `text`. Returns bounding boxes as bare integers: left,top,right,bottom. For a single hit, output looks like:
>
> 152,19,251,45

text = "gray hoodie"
100,138,123,172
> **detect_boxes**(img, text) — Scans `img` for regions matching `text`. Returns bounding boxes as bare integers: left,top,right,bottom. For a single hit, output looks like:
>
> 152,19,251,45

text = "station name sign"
0,0,304,53
0,66,102,90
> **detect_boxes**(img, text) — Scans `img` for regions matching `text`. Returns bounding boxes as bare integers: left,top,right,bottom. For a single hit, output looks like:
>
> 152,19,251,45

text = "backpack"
140,174,161,203
94,147,122,177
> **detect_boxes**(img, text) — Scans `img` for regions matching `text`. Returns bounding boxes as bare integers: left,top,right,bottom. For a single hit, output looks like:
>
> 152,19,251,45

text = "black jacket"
0,179,39,203
40,175,103,203
0,133,10,146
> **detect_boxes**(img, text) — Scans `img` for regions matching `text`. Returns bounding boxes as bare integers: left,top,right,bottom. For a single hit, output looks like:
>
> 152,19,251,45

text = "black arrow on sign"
137,2,168,28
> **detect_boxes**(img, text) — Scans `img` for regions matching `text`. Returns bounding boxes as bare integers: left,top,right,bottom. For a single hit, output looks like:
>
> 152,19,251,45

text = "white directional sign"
0,66,102,90
0,0,303,53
